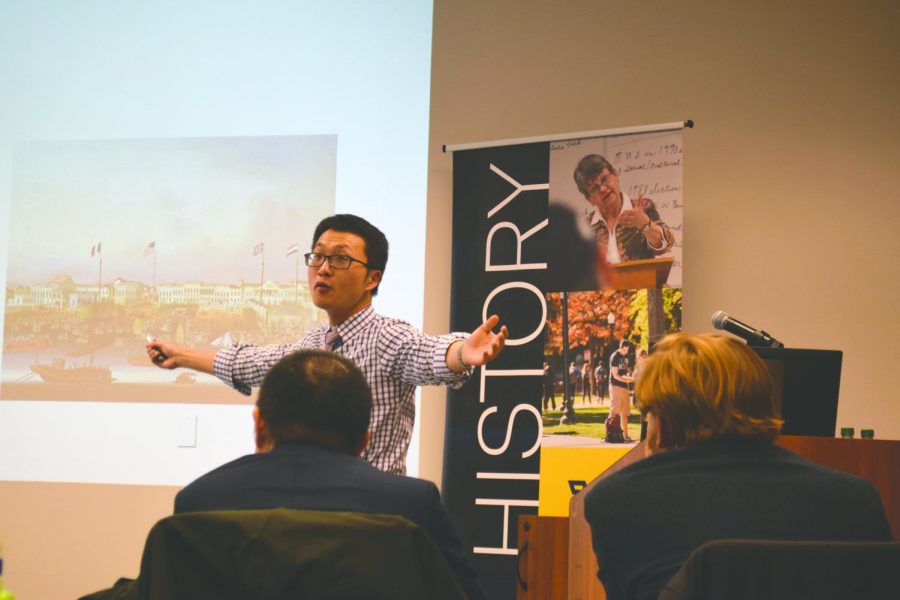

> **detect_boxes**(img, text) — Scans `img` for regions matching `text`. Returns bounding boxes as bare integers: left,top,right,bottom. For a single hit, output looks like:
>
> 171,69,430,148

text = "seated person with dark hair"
176,349,485,600
584,333,893,600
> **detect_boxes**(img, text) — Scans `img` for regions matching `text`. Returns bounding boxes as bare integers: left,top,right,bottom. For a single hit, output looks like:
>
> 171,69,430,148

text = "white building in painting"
7,276,316,314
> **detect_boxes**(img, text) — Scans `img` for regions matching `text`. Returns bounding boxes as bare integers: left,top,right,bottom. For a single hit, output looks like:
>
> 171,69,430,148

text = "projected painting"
1,135,335,403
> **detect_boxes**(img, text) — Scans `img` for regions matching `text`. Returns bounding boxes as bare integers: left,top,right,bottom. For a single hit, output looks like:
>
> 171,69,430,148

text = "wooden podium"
608,257,674,290
516,436,900,599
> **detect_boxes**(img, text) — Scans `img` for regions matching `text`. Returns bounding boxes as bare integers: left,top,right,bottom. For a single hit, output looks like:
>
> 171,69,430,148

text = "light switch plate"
177,414,198,448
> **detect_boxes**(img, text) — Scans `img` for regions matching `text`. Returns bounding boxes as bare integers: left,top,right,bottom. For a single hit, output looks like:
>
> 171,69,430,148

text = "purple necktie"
324,329,341,352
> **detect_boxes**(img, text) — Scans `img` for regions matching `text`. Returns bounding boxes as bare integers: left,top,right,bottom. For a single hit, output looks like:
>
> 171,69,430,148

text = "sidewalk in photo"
541,434,639,448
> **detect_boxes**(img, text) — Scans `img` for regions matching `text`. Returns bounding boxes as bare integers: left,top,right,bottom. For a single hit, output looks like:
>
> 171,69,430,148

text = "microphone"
711,311,784,348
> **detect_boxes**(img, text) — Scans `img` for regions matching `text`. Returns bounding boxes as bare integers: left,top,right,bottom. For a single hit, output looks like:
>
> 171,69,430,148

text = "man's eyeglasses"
304,252,369,270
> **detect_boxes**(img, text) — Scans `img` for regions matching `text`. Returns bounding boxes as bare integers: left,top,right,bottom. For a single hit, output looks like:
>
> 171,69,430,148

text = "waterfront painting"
2,135,335,403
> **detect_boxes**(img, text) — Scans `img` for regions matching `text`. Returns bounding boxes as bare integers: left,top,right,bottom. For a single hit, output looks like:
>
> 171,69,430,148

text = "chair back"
658,538,900,600
107,508,466,600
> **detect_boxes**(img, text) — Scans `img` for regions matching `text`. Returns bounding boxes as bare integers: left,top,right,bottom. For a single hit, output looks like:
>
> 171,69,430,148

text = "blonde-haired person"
639,334,782,453
585,333,892,600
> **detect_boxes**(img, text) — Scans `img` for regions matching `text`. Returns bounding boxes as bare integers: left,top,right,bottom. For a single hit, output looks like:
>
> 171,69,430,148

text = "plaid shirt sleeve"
375,320,471,387
213,338,317,395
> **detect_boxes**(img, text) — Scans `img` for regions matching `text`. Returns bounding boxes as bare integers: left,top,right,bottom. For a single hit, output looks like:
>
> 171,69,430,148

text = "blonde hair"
636,333,783,452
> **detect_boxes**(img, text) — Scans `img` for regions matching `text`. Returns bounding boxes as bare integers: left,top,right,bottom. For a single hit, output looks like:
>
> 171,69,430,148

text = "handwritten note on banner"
548,131,684,289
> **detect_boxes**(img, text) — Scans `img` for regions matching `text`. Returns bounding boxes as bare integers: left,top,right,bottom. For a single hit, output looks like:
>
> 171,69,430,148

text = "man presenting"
147,214,507,474
176,349,485,599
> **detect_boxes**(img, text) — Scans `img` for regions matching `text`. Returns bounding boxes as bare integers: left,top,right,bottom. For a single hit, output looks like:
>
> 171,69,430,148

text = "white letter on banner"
478,365,544,404
487,164,550,218
478,281,547,406
477,405,542,458
476,472,541,481
485,219,548,271
482,281,546,346
472,497,540,555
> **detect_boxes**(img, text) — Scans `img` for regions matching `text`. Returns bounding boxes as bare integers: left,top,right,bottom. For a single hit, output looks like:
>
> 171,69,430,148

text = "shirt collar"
587,205,604,227
333,303,376,342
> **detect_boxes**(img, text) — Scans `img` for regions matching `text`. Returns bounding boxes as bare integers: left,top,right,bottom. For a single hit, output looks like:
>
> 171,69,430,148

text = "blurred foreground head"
255,350,372,455
637,333,783,453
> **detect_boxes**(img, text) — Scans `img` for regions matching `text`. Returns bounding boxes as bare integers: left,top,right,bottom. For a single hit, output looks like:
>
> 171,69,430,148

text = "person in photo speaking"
574,154,675,263
147,213,507,475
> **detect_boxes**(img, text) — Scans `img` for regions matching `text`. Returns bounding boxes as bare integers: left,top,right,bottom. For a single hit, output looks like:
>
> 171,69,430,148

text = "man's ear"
653,412,673,450
365,270,382,292
353,430,372,458
647,412,670,454
253,407,273,453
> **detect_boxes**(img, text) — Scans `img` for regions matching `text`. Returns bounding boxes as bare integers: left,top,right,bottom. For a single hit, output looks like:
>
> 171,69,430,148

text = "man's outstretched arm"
446,314,508,373
146,340,217,374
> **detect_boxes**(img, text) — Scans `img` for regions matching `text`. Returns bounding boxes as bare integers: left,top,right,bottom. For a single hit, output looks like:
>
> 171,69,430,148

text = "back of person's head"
573,154,615,197
256,350,372,454
546,202,602,290
636,333,782,453
312,214,389,295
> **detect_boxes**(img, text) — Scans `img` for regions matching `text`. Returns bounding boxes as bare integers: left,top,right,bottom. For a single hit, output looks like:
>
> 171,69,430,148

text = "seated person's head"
254,350,372,456
636,333,783,453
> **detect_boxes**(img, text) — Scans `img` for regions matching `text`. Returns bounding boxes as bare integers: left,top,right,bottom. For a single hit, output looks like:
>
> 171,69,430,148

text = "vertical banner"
445,124,686,598
446,141,550,596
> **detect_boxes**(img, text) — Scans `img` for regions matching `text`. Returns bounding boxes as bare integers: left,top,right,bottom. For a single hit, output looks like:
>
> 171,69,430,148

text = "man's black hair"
256,350,372,454
312,214,389,295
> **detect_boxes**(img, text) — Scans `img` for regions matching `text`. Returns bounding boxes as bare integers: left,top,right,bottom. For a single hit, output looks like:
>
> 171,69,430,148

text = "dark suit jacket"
584,438,893,600
175,440,485,600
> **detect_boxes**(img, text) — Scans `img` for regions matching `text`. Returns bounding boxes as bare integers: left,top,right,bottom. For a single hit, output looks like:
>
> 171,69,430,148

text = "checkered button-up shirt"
213,304,471,474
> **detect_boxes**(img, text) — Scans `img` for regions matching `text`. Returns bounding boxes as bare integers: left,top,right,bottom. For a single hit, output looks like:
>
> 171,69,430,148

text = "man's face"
308,229,381,324
584,168,621,208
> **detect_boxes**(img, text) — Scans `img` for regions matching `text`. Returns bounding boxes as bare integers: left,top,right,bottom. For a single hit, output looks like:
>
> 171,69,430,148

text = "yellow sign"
538,446,632,516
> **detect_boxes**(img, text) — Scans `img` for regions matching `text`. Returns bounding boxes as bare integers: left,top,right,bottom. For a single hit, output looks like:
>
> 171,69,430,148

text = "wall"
0,482,177,598
420,0,900,487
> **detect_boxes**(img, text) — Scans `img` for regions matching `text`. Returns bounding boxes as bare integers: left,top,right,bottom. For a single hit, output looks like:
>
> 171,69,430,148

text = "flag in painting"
253,242,265,256
144,241,156,257
286,243,299,258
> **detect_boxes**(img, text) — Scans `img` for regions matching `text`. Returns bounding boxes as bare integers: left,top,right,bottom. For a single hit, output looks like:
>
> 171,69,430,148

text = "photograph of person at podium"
584,333,892,600
548,142,681,291
573,154,675,265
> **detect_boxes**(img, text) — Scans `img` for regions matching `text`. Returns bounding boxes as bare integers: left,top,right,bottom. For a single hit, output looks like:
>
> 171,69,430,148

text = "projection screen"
0,0,435,483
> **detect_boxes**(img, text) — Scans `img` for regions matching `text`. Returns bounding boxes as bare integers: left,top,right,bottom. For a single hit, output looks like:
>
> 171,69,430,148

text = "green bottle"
0,542,14,600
